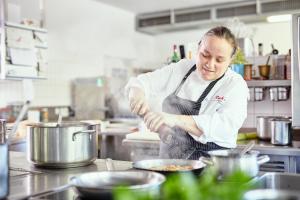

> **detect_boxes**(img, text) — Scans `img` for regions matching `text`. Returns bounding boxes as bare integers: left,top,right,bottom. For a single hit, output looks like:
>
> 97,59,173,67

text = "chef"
125,26,249,160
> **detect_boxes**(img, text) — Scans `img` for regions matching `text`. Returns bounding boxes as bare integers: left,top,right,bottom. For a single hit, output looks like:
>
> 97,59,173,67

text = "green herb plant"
113,168,256,200
232,47,247,64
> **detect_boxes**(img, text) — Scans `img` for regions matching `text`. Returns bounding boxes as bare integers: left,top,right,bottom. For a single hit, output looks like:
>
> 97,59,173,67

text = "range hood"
136,0,300,34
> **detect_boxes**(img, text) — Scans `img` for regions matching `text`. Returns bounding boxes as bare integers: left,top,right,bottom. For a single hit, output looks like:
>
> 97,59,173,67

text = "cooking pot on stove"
27,121,100,168
200,149,270,177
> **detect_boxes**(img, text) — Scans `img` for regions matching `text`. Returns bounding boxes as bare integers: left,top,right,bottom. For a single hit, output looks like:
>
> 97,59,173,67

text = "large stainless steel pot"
200,150,270,177
256,116,280,140
270,117,292,145
27,121,100,168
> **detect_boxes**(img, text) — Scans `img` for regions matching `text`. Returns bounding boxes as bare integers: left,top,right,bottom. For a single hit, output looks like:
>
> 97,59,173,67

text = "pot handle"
199,156,214,166
257,155,270,165
72,130,96,141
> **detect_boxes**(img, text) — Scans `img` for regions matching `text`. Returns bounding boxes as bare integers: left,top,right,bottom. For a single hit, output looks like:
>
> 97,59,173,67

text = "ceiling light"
267,14,291,23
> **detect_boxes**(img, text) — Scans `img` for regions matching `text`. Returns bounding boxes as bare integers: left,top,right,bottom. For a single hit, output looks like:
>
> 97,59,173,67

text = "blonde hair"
199,26,237,57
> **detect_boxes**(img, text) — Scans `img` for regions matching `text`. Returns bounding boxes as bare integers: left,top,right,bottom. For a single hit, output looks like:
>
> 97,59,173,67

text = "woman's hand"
128,87,150,116
144,112,178,132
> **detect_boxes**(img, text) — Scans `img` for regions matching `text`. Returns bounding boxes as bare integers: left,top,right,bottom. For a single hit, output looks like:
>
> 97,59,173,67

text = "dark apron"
159,64,227,160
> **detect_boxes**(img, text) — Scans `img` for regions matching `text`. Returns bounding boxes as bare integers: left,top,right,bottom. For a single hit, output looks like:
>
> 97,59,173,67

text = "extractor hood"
136,0,300,34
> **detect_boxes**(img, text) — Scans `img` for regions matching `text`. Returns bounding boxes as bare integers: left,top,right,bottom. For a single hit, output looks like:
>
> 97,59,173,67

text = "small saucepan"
200,150,270,177
133,159,206,175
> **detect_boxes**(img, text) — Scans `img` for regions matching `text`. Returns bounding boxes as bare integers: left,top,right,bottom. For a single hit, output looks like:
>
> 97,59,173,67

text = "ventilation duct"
136,0,300,34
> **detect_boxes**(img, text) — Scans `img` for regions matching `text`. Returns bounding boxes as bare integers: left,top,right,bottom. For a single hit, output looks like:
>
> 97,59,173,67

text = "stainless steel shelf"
5,22,47,33
246,80,291,87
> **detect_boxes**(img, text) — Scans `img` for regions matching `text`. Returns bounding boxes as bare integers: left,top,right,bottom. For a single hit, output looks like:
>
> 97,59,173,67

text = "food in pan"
150,165,193,171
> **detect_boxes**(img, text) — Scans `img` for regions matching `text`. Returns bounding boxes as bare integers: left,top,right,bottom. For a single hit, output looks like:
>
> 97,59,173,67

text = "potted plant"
231,47,247,77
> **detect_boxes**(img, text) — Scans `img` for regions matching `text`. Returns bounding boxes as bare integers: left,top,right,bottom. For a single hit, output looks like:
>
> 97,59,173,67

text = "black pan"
133,159,206,175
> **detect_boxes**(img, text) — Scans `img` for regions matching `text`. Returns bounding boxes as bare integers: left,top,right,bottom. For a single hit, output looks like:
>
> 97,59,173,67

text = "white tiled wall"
242,88,291,128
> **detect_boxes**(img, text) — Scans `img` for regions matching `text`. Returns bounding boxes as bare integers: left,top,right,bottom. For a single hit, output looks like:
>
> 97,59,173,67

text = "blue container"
231,64,244,77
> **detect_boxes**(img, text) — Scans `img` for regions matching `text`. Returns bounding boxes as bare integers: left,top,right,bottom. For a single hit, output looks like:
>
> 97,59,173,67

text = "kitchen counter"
7,151,132,200
123,138,300,157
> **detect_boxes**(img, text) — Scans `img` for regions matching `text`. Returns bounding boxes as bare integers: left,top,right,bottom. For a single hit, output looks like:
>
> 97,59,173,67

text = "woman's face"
196,35,234,81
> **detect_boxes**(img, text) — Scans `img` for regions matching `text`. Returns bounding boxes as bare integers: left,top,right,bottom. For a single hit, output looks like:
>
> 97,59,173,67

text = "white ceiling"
94,0,254,14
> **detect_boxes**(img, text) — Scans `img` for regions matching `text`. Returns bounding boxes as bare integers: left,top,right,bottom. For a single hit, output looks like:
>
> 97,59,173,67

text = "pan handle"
72,130,96,141
199,157,214,166
257,155,270,165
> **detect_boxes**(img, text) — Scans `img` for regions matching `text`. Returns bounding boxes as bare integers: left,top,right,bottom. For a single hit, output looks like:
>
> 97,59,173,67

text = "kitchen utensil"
70,171,166,199
271,44,279,55
271,117,292,145
256,116,280,140
132,159,206,175
239,141,255,156
258,65,270,79
269,87,289,101
8,100,30,143
0,119,9,199
200,150,270,177
254,87,264,101
27,121,100,168
15,171,165,200
244,189,300,200
243,64,252,80
56,113,62,127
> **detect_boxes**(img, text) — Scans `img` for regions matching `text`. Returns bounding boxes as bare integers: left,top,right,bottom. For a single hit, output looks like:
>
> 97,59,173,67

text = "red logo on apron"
215,95,225,101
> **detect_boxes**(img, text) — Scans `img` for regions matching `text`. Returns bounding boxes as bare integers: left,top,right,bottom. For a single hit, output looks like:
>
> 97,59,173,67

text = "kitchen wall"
0,0,156,107
152,21,292,128
0,0,293,128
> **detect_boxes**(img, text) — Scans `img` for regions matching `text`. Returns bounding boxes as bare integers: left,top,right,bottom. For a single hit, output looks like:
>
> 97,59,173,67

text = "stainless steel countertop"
8,151,132,200
123,139,300,156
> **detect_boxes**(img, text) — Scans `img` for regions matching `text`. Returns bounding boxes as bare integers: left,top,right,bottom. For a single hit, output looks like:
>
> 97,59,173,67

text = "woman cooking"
125,26,249,160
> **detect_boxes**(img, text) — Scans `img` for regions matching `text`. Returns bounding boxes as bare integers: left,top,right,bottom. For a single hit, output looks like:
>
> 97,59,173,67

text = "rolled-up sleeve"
192,79,249,148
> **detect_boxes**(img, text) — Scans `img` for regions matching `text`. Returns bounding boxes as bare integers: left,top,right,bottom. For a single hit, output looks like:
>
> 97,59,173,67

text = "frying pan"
133,159,207,175
16,171,165,200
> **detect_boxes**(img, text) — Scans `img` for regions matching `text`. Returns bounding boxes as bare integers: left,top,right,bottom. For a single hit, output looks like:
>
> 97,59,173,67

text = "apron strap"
194,73,225,109
174,65,196,95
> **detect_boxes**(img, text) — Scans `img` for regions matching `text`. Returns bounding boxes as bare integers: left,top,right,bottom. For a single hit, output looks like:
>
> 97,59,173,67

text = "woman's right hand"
128,87,150,116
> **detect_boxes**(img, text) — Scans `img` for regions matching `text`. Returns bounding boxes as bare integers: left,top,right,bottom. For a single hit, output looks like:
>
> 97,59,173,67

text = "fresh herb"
113,168,256,200
232,48,247,64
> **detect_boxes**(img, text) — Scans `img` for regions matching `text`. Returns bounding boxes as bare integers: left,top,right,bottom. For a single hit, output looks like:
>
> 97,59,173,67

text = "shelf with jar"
0,11,47,80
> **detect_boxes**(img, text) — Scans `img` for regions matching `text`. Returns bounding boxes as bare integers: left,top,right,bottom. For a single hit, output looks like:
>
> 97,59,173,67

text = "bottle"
258,43,263,56
171,45,180,63
179,45,186,59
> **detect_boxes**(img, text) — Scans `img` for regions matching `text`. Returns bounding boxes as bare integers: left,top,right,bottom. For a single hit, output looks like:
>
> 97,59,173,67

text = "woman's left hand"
143,112,178,132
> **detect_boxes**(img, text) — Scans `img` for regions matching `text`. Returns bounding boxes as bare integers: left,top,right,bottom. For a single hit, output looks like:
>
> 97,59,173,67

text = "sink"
243,173,300,200
256,172,300,190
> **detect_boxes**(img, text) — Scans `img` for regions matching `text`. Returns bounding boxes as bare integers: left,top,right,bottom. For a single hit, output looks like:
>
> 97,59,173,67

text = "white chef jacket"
125,59,249,148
